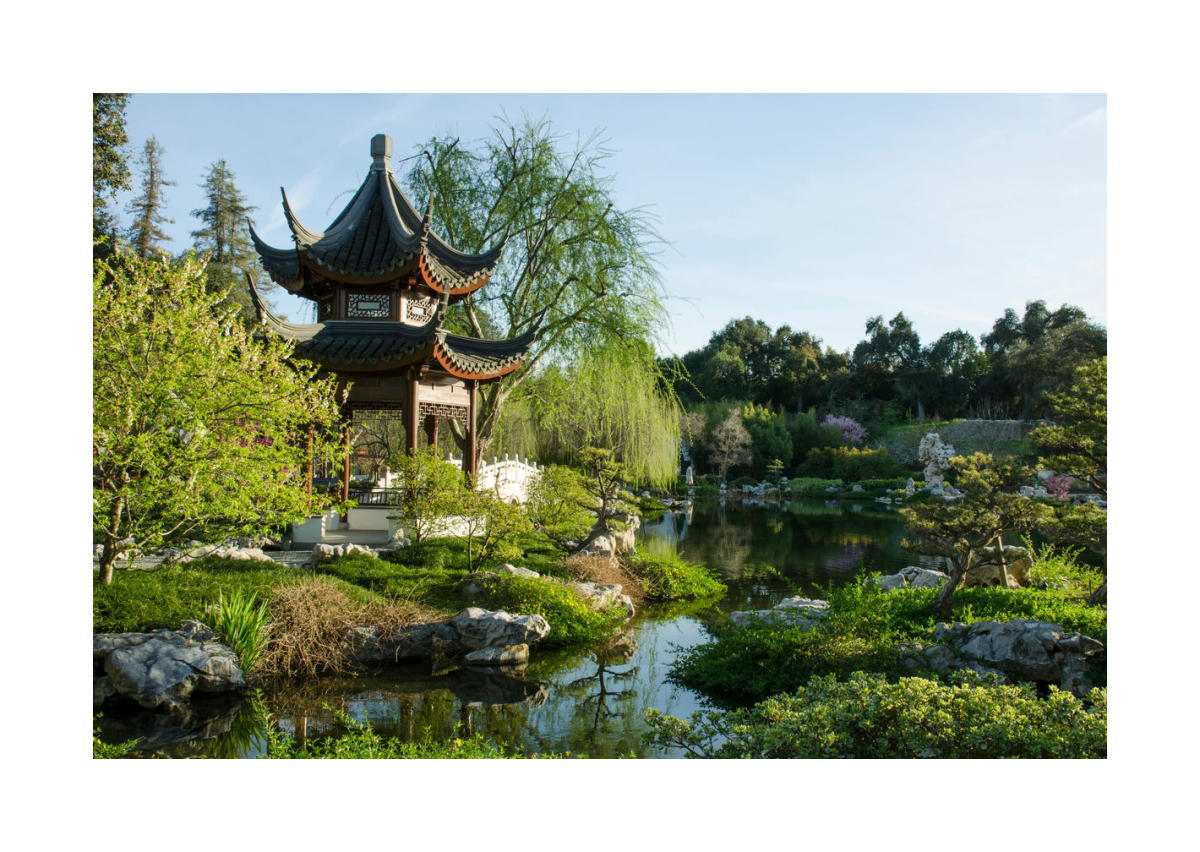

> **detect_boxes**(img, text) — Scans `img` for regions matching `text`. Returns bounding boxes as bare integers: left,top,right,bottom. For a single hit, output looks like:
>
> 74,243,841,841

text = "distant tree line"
665,304,1105,480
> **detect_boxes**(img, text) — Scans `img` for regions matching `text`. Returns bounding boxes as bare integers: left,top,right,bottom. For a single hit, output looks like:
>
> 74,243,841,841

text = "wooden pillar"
305,424,314,501
465,380,478,482
424,414,439,451
406,372,420,455
341,422,351,504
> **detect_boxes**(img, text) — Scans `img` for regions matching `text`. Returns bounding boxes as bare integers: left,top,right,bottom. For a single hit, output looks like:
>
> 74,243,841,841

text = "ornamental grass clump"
208,589,270,675
645,671,1107,759
630,549,726,602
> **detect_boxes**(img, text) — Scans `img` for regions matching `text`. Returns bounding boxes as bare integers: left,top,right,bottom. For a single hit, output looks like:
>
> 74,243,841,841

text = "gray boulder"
450,607,551,651
904,619,1105,696
874,566,950,592
963,545,1033,588
730,597,829,629
464,644,530,667
569,581,636,619
94,621,245,711
497,563,540,579
161,543,275,565
311,542,374,564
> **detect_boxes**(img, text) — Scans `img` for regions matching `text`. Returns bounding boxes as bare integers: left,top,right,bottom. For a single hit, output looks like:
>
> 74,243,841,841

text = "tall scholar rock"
918,432,956,489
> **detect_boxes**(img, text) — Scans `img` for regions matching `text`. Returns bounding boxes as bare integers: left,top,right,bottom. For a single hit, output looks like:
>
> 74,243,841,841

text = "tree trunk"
99,494,124,586
930,553,969,619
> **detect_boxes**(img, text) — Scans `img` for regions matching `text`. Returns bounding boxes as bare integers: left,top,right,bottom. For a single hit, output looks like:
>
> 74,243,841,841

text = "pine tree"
93,93,131,253
190,159,271,318
125,136,176,259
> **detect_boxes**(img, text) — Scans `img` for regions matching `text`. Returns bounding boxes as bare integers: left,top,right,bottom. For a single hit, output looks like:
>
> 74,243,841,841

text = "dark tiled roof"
248,278,541,379
250,139,505,291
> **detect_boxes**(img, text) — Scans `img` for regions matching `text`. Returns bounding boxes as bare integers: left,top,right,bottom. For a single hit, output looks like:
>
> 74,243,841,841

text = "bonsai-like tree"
901,453,1052,618
1029,357,1106,496
93,252,345,584
578,447,634,537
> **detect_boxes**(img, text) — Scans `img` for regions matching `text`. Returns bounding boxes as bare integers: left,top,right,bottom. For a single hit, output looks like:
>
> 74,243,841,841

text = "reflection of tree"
690,507,753,580
561,629,639,741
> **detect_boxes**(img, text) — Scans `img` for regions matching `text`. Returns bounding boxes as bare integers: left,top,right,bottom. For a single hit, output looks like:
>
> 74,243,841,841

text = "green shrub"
671,580,1107,704
646,671,1106,758
327,550,467,612
631,549,726,601
1022,535,1105,597
787,477,843,497
93,718,138,758
474,574,626,646
263,709,576,758
693,481,718,496
671,622,902,702
800,446,906,481
208,588,270,674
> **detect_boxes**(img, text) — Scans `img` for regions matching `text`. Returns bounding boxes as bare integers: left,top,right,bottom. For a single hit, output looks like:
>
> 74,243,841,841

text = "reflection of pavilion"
248,134,543,502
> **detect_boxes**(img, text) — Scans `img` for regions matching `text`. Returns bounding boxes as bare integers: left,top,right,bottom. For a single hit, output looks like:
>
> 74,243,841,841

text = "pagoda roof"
249,134,505,296
248,277,541,381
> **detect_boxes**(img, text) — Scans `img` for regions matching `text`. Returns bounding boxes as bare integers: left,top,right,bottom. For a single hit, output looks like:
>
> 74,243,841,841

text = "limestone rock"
161,543,275,565
962,545,1033,588
450,607,551,651
311,542,374,564
497,563,540,579
464,644,530,667
730,597,829,629
873,566,950,592
906,619,1105,696
569,581,636,619
94,623,245,711
919,432,956,489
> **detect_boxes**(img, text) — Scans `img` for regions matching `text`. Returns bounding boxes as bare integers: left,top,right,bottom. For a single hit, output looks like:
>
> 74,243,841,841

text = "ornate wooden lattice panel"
347,402,467,424
347,292,393,319
406,295,436,323
419,402,468,423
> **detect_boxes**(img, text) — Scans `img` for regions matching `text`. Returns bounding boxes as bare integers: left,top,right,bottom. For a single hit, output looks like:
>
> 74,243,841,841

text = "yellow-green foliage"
646,671,1107,758
475,575,626,645
631,549,726,601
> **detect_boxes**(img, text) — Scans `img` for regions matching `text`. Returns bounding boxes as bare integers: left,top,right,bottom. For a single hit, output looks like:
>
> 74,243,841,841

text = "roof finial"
370,134,393,172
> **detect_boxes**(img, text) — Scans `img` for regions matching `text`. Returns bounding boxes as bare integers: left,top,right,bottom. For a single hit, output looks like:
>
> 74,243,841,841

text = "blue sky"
116,93,1106,355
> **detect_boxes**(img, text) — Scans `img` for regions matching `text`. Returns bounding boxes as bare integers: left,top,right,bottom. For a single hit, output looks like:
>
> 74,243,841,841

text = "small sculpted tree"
93,252,345,585
387,447,467,545
1029,357,1107,497
901,453,1052,618
578,448,634,538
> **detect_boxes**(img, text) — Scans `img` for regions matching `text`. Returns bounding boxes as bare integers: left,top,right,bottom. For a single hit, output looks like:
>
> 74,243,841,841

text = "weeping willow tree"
403,116,671,460
489,340,682,488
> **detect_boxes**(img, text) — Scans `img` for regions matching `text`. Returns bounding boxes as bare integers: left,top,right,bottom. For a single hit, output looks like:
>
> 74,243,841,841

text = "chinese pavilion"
247,134,542,499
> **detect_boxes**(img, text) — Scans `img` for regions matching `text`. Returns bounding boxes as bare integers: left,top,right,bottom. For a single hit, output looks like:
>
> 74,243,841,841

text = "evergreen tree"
93,93,131,252
190,159,270,318
125,136,176,259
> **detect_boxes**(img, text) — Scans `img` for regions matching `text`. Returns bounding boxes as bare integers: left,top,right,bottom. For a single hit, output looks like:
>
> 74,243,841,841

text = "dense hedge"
646,671,1107,758
799,446,907,481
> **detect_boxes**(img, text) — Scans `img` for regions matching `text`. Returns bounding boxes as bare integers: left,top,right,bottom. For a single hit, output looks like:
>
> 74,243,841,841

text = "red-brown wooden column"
406,372,420,454
465,380,478,482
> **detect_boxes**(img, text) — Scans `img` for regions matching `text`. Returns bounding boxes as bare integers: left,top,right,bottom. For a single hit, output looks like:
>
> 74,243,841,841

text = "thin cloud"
1062,107,1106,136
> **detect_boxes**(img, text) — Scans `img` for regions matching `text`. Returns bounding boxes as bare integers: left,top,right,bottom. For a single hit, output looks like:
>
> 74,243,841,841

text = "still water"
101,499,927,758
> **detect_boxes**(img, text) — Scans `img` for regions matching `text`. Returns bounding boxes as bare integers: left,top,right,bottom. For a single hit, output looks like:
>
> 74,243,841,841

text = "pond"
100,498,931,758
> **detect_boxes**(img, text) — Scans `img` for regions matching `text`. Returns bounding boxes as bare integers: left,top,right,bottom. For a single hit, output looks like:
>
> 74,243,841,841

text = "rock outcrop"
730,596,829,629
900,619,1105,696
918,432,956,489
873,566,950,592
346,608,551,667
311,542,374,564
568,581,636,620
962,545,1033,588
93,621,245,712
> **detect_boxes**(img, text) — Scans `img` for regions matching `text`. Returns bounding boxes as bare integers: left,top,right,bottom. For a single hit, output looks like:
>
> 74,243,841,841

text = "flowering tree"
93,252,345,584
823,414,866,446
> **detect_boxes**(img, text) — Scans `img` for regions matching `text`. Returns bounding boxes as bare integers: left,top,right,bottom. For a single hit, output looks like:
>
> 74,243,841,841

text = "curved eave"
281,188,324,247
431,309,545,380
248,223,303,289
431,344,524,380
